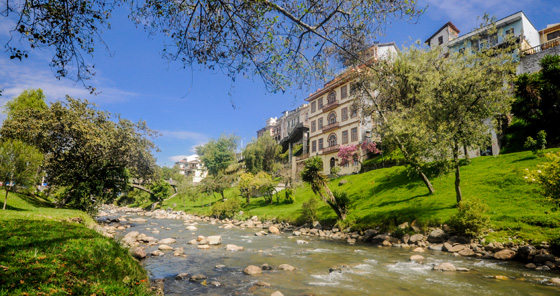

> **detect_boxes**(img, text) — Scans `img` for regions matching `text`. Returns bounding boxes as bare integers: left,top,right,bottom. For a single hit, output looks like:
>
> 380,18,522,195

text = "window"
353,159,359,166
505,28,514,36
548,30,560,41
318,118,323,129
318,138,324,150
341,107,348,121
327,112,336,125
312,140,317,152
311,101,316,113
471,39,479,51
311,120,316,132
318,97,323,109
341,85,348,99
327,91,336,104
328,134,337,147
438,36,443,45
351,127,358,142
342,130,348,144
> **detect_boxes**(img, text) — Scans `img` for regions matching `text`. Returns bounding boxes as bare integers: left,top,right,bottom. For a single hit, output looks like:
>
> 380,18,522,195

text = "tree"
301,156,346,220
2,0,423,93
196,134,239,176
512,55,560,145
0,93,158,213
4,89,48,117
0,139,43,210
337,142,379,171
242,133,281,174
149,179,172,203
198,173,234,201
238,172,256,204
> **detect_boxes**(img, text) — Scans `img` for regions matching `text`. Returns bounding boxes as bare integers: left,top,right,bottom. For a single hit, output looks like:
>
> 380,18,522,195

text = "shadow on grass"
375,193,431,208
18,194,52,208
1,204,27,211
356,203,455,228
512,156,538,163
368,168,421,196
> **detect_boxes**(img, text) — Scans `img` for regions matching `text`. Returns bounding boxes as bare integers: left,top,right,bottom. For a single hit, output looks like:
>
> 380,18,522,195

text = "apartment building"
256,104,309,143
175,155,208,184
303,43,397,176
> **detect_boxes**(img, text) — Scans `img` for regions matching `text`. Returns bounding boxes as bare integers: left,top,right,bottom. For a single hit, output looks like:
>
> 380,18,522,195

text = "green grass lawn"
163,149,560,244
0,192,152,296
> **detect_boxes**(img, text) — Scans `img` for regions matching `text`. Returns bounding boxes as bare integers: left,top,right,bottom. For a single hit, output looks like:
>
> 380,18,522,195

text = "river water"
112,214,560,295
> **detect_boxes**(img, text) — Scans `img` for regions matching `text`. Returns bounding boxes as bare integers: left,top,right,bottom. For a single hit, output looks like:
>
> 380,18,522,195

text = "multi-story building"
256,103,309,143
303,43,397,176
175,155,208,184
520,22,560,74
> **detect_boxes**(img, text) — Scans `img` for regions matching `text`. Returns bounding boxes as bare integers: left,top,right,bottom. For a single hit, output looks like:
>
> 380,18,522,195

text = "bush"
300,197,319,223
210,197,241,219
449,197,490,237
524,130,547,154
524,152,560,206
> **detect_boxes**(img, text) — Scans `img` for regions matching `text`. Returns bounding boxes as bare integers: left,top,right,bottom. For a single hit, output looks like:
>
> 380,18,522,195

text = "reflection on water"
112,215,560,296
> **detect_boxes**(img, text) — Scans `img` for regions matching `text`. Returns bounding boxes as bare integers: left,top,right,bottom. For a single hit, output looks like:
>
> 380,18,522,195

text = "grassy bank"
162,149,560,244
0,192,152,296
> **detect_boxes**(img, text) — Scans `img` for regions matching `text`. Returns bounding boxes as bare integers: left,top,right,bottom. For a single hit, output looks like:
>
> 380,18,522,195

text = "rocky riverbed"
96,205,560,295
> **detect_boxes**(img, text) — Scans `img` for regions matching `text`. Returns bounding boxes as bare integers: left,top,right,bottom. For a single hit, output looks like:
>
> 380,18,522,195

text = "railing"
322,100,339,112
322,145,340,155
322,122,339,132
523,37,560,55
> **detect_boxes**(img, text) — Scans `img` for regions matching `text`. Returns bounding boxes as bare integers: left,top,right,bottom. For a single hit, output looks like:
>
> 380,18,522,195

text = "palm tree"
301,156,347,221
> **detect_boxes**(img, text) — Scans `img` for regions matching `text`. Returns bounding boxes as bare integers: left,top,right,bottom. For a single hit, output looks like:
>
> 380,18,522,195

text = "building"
303,43,397,176
520,22,560,74
426,11,539,57
175,155,208,184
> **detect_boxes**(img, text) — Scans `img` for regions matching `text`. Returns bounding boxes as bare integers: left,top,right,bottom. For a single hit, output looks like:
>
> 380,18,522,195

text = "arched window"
327,91,336,103
327,112,336,125
330,157,336,171
328,133,337,147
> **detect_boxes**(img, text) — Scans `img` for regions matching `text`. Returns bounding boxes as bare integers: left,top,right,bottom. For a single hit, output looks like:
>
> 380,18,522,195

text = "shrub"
332,190,350,216
449,197,490,237
300,197,319,223
210,197,241,219
524,130,547,154
524,152,560,206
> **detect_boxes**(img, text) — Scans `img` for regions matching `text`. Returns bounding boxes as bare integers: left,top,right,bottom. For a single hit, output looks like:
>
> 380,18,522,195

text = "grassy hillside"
0,192,152,296
163,149,560,244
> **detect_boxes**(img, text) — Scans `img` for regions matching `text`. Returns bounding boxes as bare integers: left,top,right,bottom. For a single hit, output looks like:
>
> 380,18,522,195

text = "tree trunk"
2,187,8,210
463,144,470,164
454,141,463,204
415,166,435,194
323,185,346,221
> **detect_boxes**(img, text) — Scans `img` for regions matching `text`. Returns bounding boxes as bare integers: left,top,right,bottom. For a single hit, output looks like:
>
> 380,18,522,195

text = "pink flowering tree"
338,142,380,169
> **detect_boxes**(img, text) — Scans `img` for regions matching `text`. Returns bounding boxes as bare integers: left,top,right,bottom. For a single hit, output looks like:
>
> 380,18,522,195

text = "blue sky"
1,0,559,167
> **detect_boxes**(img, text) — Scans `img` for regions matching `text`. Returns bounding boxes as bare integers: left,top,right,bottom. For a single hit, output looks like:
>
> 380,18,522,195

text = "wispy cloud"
168,154,198,163
158,130,208,153
0,57,138,105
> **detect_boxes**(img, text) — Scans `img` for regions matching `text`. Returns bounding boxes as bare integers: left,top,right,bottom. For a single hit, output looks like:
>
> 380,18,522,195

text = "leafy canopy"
196,134,239,176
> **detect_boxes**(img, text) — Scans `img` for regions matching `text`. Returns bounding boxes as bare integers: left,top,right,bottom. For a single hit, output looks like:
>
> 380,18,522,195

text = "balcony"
296,153,309,161
523,37,560,55
322,145,340,155
322,100,339,112
322,122,339,132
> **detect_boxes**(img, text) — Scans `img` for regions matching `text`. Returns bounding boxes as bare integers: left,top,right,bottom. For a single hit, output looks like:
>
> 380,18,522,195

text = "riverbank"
99,205,560,295
161,149,560,245
0,192,153,295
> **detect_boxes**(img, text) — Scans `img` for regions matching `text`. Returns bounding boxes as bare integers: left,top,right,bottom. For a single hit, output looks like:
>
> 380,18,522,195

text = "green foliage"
242,133,281,174
332,190,350,216
524,152,560,206
524,130,547,154
196,134,238,176
299,197,319,223
210,197,242,219
0,139,43,210
302,156,347,220
449,197,490,237
238,171,276,204
330,166,341,178
149,179,172,202
0,94,158,214
198,173,233,200
4,89,47,118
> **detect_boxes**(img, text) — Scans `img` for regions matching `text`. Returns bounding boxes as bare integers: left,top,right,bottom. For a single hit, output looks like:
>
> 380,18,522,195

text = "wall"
519,46,560,74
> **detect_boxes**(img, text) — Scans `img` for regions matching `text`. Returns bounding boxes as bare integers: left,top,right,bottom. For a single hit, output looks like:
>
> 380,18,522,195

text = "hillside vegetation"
0,192,152,295
163,149,560,244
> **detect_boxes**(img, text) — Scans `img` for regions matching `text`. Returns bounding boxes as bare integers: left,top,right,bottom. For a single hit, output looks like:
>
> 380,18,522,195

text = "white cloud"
168,154,198,163
158,130,208,154
0,57,137,105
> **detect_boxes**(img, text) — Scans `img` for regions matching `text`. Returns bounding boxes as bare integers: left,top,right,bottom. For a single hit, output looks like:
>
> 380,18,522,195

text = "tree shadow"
375,192,431,207
356,203,455,228
18,194,52,208
368,168,421,196
1,204,27,211
512,156,538,163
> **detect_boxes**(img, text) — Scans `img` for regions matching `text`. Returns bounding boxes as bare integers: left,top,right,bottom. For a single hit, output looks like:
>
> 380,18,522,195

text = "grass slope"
0,192,152,296
162,149,560,244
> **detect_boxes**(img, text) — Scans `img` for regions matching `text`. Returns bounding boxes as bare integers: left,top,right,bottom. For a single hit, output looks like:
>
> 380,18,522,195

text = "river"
109,213,559,295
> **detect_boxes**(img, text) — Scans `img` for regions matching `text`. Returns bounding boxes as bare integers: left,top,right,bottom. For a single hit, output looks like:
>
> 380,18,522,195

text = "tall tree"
301,156,346,220
0,94,158,213
242,133,281,174
2,0,423,92
0,139,43,210
196,134,239,176
4,89,48,117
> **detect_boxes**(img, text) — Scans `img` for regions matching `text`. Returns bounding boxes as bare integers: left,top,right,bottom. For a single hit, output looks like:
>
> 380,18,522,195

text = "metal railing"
322,122,339,132
322,145,340,154
522,37,560,55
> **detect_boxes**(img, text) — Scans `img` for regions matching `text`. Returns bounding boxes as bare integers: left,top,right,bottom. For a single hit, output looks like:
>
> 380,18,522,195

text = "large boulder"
243,265,262,275
277,264,295,271
494,249,517,260
410,255,425,263
362,229,379,242
533,253,556,263
458,249,476,257
151,250,164,256
269,226,280,235
409,234,424,243
158,238,176,244
432,263,456,272
427,229,446,243
447,245,467,253
176,273,189,280
158,244,174,251
517,245,537,261
207,235,222,245
131,247,146,260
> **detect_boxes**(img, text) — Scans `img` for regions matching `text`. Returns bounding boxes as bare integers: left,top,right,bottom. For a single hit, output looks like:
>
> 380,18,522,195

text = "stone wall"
519,46,560,74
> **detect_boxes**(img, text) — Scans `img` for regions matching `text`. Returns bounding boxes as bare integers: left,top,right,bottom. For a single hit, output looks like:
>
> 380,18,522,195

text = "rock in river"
410,255,425,263
494,249,516,260
207,235,222,245
277,264,295,271
225,244,244,251
131,247,146,259
244,265,262,275
158,244,174,251
432,263,456,272
158,238,176,244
